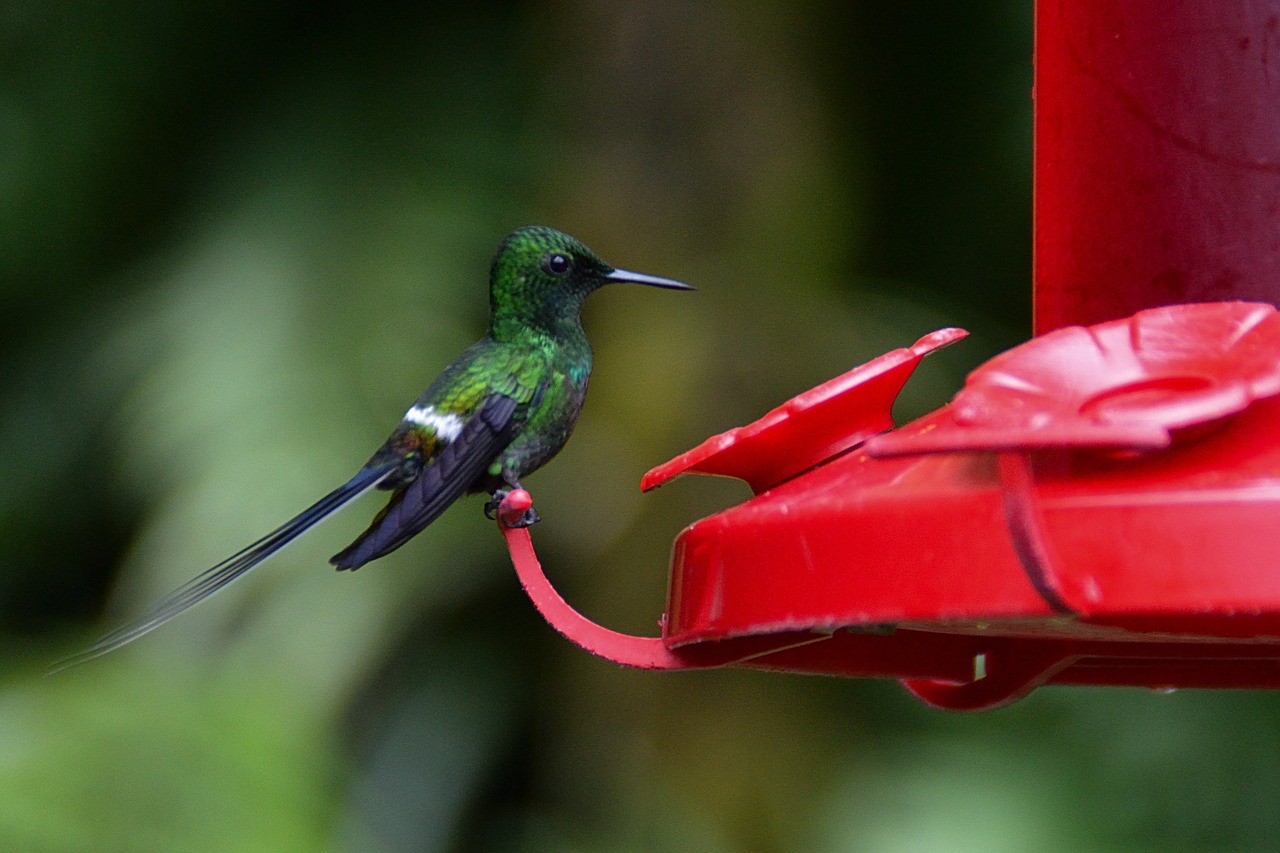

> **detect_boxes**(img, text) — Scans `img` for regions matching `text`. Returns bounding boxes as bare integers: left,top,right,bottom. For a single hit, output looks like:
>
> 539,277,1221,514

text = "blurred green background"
4,2,1278,851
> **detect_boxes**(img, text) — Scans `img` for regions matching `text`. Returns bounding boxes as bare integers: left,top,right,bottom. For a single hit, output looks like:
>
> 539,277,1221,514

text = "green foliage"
0,665,340,852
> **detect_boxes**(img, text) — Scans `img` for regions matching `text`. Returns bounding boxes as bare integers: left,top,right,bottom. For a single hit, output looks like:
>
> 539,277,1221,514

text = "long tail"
50,462,397,674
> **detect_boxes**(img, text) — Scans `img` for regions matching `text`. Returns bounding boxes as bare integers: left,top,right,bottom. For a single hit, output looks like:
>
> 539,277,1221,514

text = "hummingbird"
56,226,692,670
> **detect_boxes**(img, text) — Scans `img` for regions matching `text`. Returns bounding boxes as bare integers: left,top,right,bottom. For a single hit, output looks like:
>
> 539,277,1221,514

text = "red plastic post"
495,490,686,669
1035,0,1280,333
496,490,834,671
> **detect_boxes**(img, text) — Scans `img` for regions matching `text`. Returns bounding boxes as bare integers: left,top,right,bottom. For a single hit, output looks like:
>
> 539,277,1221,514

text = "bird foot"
485,489,541,528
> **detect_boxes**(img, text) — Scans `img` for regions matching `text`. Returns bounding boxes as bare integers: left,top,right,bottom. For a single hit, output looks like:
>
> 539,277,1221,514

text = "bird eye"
544,253,572,275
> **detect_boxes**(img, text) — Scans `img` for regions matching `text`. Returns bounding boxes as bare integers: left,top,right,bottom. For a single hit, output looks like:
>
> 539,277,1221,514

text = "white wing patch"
404,405,465,442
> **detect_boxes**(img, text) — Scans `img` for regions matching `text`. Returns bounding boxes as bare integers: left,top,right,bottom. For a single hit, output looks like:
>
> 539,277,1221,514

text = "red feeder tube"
1035,1,1280,331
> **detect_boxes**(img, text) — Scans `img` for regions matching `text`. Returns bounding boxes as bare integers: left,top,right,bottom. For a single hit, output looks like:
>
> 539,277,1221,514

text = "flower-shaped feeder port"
498,302,1280,710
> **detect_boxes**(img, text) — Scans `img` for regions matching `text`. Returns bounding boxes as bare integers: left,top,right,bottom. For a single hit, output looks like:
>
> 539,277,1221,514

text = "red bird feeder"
497,0,1280,709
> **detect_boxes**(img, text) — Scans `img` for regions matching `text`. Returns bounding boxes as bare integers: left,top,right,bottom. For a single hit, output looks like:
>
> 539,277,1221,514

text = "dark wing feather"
50,461,398,674
329,393,520,571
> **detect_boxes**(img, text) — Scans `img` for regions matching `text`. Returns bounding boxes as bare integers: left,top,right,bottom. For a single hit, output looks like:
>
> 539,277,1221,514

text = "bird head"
488,226,692,339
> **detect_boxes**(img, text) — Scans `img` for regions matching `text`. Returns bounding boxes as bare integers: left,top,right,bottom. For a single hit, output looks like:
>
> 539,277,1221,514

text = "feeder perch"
498,0,1280,709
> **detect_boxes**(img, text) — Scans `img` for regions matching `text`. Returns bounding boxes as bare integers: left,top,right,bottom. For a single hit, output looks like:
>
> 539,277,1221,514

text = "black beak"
605,267,695,290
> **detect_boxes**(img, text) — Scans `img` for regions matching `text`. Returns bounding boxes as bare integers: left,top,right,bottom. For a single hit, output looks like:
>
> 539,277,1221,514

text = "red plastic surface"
655,307,1280,708
869,302,1280,456
1035,1,1280,333
496,489,832,671
642,328,967,493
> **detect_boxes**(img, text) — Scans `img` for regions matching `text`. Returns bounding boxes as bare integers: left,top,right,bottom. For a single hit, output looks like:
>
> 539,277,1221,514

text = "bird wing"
329,391,522,570
50,461,399,673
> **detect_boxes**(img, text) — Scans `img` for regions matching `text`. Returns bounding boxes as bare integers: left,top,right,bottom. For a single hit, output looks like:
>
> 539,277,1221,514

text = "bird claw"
484,490,541,528
509,507,541,528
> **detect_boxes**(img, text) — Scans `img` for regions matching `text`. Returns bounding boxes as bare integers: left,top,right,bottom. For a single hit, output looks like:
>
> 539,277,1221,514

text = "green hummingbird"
58,226,692,670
